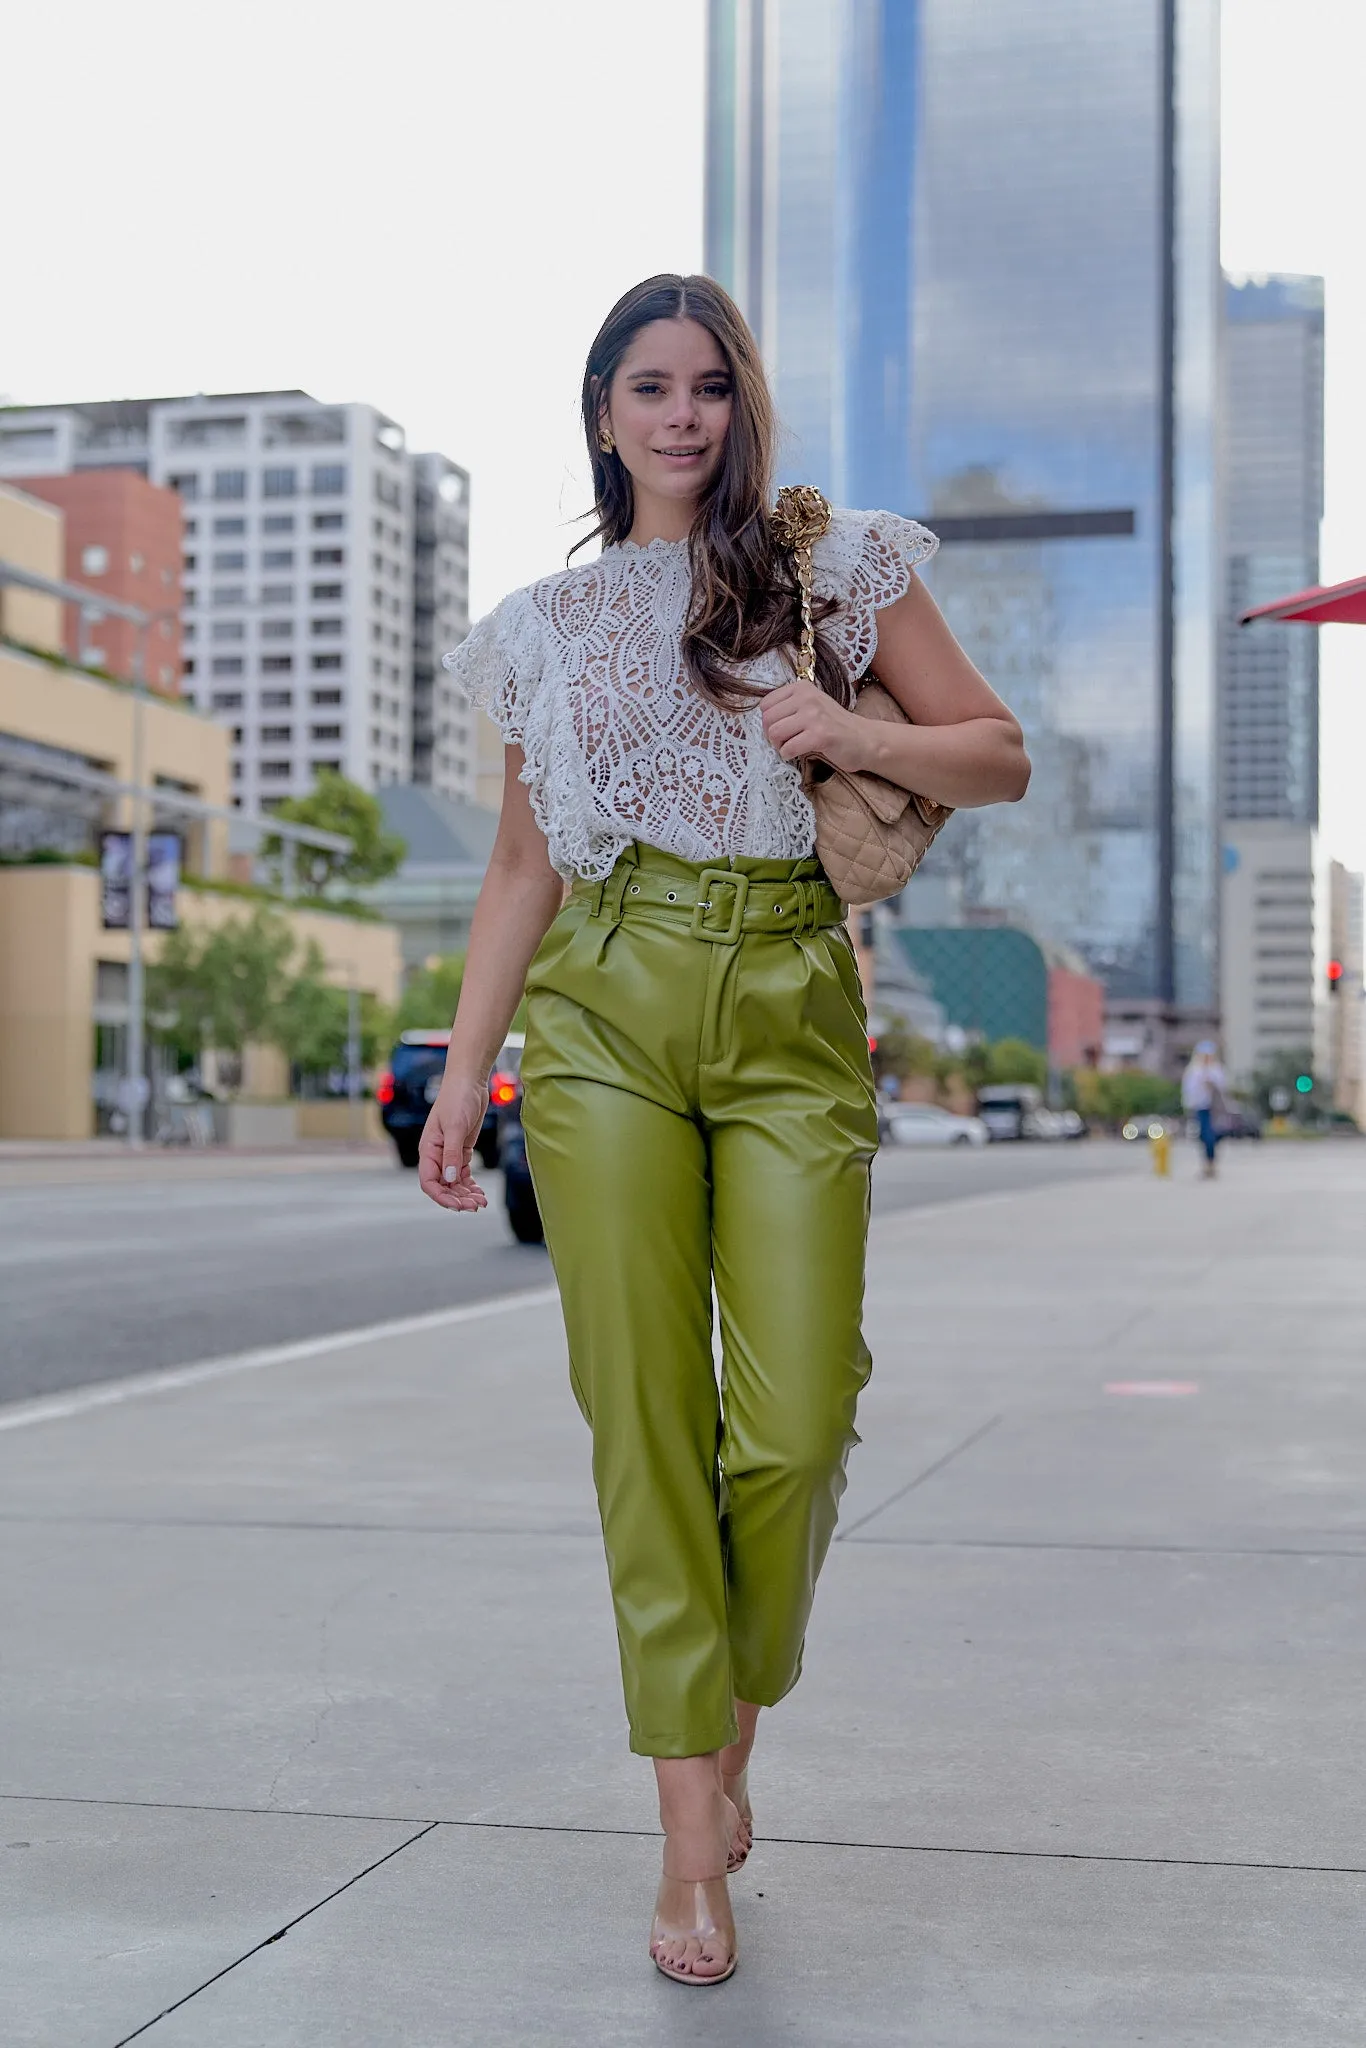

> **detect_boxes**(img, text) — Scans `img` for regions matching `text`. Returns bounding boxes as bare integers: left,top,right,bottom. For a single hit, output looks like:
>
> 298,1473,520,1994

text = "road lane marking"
0,1286,562,1436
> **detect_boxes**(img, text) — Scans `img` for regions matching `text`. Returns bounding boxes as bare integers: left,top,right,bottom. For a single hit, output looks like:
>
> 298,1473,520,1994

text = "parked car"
376,1030,524,1171
1121,1116,1178,1142
884,1102,989,1148
494,1084,544,1244
975,1083,1055,1141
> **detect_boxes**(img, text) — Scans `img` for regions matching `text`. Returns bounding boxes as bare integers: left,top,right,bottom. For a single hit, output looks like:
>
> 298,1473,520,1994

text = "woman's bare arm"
417,747,563,1212
760,575,1030,809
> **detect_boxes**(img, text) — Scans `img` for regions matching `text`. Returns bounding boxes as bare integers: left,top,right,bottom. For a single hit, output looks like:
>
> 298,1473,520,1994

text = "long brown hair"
572,274,847,710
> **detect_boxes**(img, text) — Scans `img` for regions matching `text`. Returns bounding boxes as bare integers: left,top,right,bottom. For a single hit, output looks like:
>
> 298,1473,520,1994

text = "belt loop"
595,852,634,926
792,877,814,937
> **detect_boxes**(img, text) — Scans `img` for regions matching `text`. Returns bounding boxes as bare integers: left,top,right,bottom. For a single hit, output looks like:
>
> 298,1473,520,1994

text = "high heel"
649,1864,738,1986
723,1766,754,1873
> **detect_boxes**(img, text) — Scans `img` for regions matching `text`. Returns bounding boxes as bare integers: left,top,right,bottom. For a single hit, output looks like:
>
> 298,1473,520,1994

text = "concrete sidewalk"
4,1142,1365,2045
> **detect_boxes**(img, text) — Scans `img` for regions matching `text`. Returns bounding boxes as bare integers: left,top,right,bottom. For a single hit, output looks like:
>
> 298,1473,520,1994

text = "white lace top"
443,506,938,880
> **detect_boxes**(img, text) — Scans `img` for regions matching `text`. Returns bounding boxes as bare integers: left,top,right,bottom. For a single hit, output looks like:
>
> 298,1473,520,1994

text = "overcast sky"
4,0,1362,866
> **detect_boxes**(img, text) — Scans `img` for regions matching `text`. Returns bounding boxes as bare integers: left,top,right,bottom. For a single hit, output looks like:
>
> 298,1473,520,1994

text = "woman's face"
601,317,733,509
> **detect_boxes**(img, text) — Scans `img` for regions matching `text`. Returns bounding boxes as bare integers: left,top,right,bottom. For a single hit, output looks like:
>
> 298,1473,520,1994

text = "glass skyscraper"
706,0,1221,1013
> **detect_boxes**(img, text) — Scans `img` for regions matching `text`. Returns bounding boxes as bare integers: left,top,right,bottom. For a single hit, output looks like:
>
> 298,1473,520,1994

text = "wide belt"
577,864,845,944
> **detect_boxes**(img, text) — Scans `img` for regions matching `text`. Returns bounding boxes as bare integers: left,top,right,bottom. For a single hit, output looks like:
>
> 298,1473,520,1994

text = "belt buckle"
690,868,749,943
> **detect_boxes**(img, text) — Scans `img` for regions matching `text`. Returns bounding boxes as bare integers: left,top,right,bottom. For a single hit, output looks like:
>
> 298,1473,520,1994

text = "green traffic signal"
1295,1074,1314,1094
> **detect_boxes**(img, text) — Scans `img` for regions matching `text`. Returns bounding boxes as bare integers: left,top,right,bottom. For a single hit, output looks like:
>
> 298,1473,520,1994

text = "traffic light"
1328,959,1344,995
1295,1073,1314,1095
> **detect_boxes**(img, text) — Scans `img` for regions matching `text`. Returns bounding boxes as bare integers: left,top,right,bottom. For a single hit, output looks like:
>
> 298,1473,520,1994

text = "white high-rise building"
0,391,477,809
1217,275,1325,1085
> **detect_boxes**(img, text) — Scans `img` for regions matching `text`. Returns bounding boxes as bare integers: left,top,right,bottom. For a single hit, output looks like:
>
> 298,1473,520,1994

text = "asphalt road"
0,1139,1146,1407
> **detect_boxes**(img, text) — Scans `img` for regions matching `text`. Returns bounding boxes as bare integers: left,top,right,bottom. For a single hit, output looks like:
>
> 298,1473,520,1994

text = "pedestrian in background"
1182,1040,1230,1178
420,274,1029,1986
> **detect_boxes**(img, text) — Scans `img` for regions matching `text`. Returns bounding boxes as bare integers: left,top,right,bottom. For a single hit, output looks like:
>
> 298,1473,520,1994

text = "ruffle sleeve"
811,507,939,685
441,588,544,748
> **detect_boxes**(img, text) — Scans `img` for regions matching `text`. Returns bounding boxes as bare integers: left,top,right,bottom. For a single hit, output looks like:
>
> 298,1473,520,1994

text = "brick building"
11,469,183,693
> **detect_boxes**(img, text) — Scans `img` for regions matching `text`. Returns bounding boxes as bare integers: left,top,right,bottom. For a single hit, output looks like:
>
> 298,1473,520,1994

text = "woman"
1181,1040,1230,1177
421,273,1029,1985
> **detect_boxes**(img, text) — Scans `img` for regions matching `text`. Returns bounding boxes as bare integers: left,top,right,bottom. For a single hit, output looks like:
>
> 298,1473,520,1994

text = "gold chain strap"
772,483,833,688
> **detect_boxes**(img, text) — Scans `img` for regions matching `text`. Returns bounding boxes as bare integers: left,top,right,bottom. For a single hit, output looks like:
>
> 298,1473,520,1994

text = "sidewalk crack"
837,1414,1002,1539
111,1821,438,2045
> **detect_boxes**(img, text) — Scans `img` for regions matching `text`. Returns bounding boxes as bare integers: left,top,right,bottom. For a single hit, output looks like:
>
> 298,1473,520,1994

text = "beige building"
1219,820,1325,1089
1327,860,1365,1126
0,483,401,1141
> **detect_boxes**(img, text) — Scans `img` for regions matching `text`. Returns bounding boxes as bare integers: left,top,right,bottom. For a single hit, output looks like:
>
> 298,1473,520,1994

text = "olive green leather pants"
520,843,878,1758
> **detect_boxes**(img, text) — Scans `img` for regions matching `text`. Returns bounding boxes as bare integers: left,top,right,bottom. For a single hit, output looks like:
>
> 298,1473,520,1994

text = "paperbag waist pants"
520,842,879,1758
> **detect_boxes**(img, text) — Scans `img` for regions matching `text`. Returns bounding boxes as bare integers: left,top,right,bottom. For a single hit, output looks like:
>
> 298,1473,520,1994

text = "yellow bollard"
1150,1125,1171,1177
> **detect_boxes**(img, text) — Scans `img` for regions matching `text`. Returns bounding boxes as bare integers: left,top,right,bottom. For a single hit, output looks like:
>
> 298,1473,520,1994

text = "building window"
211,690,244,710
261,655,293,674
212,551,246,572
263,467,297,499
259,760,292,779
262,549,294,570
212,470,247,501
261,585,294,605
311,617,343,637
210,620,245,642
80,544,109,576
311,582,343,601
210,656,244,677
311,464,346,495
311,759,343,775
231,725,244,743
262,514,295,535
260,726,293,744
231,763,242,782
213,586,245,606
310,688,343,705
182,554,197,573
213,516,246,537
313,512,345,532
184,518,199,537
311,653,343,671
261,691,293,710
168,474,200,500
261,619,293,640
311,547,344,566
310,723,344,742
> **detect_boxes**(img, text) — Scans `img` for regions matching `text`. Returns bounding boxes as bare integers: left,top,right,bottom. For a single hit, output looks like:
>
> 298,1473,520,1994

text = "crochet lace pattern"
443,507,938,880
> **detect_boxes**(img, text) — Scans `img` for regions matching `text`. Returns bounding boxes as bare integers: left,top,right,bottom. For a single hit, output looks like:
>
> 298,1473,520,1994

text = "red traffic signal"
1328,959,1344,993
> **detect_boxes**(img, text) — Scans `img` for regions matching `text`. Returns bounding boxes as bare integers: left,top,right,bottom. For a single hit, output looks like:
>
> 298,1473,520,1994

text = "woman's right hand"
417,1073,491,1212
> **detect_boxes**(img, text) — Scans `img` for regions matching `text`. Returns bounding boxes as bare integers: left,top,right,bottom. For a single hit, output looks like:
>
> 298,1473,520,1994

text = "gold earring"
598,425,615,455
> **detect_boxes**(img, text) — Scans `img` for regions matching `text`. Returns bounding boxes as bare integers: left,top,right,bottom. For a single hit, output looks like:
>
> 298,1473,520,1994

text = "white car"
884,1103,990,1148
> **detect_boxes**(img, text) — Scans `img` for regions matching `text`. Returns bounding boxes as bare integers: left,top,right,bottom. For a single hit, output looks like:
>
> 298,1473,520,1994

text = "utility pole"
346,975,362,1145
125,625,149,1149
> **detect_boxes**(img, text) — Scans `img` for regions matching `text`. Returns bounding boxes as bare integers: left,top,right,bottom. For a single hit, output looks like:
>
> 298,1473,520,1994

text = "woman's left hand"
760,681,871,774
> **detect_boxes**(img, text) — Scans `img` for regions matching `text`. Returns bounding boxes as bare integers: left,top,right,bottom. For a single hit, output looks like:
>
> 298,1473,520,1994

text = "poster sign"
99,830,181,930
146,832,181,930
100,831,133,930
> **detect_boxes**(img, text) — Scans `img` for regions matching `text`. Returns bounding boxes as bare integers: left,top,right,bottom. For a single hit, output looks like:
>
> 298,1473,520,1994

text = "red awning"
1240,574,1366,626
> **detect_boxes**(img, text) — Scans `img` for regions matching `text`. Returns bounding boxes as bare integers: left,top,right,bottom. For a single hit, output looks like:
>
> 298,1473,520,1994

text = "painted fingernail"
443,1165,457,1183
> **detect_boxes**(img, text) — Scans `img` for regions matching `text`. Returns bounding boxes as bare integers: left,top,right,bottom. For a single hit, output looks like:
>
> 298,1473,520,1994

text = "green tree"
987,1038,1048,1086
871,1020,938,1084
276,953,394,1077
397,952,466,1035
148,908,296,1085
263,772,406,897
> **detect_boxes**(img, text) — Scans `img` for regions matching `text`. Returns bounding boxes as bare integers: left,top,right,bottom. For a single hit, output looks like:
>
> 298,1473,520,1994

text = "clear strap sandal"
649,1869,738,1986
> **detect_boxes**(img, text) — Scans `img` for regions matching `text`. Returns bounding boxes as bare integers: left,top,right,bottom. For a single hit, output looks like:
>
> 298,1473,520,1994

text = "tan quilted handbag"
772,484,952,904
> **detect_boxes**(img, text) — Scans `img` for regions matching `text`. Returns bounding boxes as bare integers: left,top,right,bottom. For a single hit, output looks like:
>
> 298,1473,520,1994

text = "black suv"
377,1030,524,1170
376,1032,542,1242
